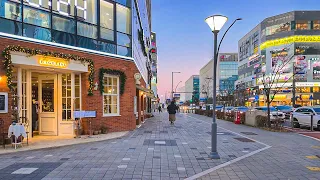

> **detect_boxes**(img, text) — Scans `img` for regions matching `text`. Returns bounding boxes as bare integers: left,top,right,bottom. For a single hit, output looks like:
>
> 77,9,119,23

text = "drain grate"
228,155,237,158
241,132,258,135
90,148,98,150
199,152,207,155
144,131,152,133
244,148,250,150
160,131,168,133
153,156,161,159
196,157,205,160
234,138,255,142
190,148,197,150
60,158,69,161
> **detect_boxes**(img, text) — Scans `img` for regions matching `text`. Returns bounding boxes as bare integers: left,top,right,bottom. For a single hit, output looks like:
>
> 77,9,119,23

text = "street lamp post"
172,72,181,101
205,15,241,159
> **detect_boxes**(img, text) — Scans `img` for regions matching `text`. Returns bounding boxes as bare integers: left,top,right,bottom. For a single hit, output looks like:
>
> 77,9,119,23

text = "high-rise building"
0,0,155,138
199,53,238,104
185,75,199,102
236,11,320,106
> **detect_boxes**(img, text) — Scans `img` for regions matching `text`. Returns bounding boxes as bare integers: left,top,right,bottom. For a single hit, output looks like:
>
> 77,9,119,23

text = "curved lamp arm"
216,18,242,59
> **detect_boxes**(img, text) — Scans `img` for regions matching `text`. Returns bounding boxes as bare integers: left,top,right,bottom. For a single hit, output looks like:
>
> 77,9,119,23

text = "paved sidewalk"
0,113,318,180
187,114,320,180
0,132,128,155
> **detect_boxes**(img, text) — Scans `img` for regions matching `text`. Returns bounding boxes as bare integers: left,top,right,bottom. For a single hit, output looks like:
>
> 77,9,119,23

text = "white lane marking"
184,114,272,180
185,146,271,180
298,134,320,142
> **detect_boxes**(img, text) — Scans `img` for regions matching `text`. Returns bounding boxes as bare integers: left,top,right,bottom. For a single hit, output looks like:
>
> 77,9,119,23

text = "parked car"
254,106,285,122
234,106,249,114
274,105,293,119
224,106,234,114
292,107,320,129
215,105,223,112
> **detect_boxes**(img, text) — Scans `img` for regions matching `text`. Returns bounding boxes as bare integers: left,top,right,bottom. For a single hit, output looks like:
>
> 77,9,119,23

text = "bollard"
311,114,314,131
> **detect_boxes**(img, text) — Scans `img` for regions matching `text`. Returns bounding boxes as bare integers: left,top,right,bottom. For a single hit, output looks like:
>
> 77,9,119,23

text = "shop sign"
74,111,96,118
134,73,142,85
260,35,320,50
39,58,68,68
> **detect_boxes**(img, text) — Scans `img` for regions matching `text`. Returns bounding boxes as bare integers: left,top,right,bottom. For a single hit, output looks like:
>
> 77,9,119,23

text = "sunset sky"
151,0,320,101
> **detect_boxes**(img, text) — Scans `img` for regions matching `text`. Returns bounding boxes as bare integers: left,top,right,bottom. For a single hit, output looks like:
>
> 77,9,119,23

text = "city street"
0,113,319,180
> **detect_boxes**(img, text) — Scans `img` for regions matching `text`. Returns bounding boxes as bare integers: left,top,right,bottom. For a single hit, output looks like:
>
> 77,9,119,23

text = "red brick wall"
0,37,145,133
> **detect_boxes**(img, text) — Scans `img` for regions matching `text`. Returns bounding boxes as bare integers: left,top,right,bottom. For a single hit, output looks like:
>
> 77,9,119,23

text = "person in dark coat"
158,105,162,113
167,101,177,125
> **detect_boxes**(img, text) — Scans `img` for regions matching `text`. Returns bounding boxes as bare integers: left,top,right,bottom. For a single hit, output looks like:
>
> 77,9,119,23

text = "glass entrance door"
38,74,58,135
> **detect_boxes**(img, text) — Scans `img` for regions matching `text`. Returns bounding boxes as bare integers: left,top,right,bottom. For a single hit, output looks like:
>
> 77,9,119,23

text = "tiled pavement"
0,113,319,180
187,114,320,180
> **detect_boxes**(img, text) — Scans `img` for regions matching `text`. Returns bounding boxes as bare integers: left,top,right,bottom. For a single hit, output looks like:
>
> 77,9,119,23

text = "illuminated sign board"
260,35,320,50
39,58,68,68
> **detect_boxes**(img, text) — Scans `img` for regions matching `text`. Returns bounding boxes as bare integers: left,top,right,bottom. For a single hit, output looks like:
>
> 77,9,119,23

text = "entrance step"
33,131,39,136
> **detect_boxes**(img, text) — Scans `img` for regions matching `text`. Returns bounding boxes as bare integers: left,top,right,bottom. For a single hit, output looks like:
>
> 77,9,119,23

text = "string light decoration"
99,68,126,95
2,45,95,96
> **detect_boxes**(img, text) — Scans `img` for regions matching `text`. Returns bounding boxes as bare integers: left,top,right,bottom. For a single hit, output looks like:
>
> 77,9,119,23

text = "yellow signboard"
260,35,320,50
39,58,68,68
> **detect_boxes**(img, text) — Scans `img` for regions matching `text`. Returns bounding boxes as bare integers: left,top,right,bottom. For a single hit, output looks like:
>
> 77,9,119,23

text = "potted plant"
100,126,108,134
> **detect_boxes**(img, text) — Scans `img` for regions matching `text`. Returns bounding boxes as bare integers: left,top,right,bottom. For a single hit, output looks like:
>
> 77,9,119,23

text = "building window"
103,75,119,116
116,4,131,35
23,6,51,28
314,20,320,30
100,0,114,41
0,0,22,21
296,20,311,30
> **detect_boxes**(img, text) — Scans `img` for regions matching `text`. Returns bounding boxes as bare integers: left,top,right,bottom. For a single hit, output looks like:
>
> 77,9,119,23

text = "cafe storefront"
8,52,87,137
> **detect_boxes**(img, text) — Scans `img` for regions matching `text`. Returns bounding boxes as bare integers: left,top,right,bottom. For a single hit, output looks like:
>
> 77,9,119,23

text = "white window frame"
102,75,120,117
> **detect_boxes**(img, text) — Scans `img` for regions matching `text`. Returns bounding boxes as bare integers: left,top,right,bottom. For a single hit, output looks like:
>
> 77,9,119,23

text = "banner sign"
74,111,96,118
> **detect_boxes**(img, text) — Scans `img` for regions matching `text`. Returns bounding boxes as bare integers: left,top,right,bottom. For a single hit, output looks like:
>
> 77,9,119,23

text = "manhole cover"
234,138,255,142
241,132,258,135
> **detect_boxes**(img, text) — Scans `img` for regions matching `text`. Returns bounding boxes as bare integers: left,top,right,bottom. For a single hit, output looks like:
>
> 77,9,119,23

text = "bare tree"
259,49,303,127
201,77,212,104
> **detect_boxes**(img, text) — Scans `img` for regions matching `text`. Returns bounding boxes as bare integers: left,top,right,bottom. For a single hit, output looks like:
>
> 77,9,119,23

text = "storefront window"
103,75,119,116
313,87,320,92
265,22,291,36
314,20,320,30
296,20,311,30
116,4,131,35
62,74,72,121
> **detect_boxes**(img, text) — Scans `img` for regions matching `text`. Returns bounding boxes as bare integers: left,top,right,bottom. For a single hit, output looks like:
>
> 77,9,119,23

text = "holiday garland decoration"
2,45,95,96
99,68,127,95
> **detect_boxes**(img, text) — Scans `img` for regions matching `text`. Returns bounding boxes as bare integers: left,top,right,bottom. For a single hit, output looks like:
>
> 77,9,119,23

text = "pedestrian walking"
158,105,162,113
167,101,177,125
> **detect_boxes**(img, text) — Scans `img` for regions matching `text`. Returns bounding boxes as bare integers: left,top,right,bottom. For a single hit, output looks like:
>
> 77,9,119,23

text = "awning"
136,85,156,99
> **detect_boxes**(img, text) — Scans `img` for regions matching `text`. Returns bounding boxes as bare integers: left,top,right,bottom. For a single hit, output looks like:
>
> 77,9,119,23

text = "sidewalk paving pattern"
0,113,318,180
